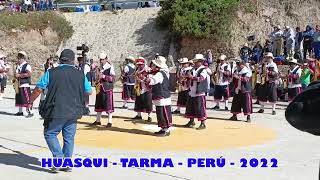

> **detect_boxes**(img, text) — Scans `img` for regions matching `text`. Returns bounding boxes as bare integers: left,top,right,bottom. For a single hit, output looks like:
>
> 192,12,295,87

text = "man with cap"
14,51,33,117
121,56,136,108
145,56,172,136
240,43,252,63
229,62,253,122
287,58,302,101
172,57,193,114
184,54,208,130
27,49,92,173
212,54,232,111
257,52,279,115
90,52,116,128
132,57,153,122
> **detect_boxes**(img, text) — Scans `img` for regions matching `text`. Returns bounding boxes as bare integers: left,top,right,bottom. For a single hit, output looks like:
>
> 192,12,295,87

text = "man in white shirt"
122,56,136,108
184,54,208,130
213,55,232,111
0,54,9,100
90,52,116,128
14,51,33,117
145,56,172,137
287,58,302,101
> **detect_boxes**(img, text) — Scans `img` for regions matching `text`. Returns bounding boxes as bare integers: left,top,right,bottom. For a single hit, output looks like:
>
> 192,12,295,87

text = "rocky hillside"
62,8,169,68
179,0,320,59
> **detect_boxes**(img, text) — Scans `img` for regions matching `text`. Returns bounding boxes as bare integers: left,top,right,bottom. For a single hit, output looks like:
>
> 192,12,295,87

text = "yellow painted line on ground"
74,115,276,151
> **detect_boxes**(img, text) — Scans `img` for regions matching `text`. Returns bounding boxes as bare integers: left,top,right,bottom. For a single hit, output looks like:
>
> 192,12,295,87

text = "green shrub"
0,11,73,40
157,0,255,40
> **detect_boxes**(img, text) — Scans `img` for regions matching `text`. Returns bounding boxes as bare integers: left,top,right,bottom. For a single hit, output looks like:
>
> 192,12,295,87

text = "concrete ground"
0,85,319,180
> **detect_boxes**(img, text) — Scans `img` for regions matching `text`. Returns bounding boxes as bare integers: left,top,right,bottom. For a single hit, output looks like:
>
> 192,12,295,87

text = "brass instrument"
261,63,267,85
95,67,101,95
313,61,320,82
12,63,19,94
251,64,258,89
213,63,221,84
283,70,289,90
134,71,142,97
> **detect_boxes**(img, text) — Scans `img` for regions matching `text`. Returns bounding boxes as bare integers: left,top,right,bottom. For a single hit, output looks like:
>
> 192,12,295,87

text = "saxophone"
313,61,320,82
134,69,144,96
12,63,19,94
213,63,221,84
95,67,101,95
283,70,289,90
261,63,267,85
252,64,258,89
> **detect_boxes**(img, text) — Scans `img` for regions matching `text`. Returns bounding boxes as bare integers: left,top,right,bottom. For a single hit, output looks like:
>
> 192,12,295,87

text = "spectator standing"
283,26,296,58
240,43,252,63
302,25,314,60
263,39,273,54
270,26,284,57
294,27,304,61
312,25,320,59
252,41,263,64
205,49,213,65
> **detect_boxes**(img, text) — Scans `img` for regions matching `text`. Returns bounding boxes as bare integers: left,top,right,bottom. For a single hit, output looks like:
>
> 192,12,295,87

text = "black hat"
59,49,75,62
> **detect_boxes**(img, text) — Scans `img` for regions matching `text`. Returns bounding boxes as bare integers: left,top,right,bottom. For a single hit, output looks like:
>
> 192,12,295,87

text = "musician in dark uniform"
90,52,115,128
257,52,279,115
145,56,172,136
184,54,208,130
172,57,193,114
14,51,33,117
132,58,153,122
229,62,253,122
122,56,136,108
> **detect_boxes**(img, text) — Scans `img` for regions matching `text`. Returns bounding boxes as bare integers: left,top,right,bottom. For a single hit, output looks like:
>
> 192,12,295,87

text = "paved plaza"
0,86,319,180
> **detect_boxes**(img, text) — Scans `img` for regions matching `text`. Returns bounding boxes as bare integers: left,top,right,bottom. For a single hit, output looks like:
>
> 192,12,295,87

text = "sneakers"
212,106,220,110
272,110,276,115
229,115,238,121
184,119,195,128
257,109,264,113
89,121,101,126
15,112,24,116
146,117,152,122
196,123,206,130
106,123,112,128
172,110,181,114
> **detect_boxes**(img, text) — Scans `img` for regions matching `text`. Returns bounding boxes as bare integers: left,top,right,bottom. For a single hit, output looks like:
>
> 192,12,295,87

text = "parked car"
108,1,160,10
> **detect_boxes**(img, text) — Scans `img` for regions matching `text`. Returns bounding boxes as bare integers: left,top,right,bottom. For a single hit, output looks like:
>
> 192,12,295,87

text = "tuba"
12,63,19,94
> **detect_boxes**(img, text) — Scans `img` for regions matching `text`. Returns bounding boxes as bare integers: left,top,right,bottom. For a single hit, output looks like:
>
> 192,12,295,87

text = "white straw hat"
152,56,168,69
